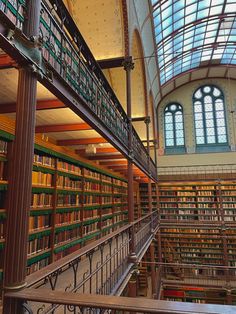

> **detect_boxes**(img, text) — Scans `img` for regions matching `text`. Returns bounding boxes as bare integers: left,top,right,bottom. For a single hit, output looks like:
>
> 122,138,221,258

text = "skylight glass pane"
152,0,236,85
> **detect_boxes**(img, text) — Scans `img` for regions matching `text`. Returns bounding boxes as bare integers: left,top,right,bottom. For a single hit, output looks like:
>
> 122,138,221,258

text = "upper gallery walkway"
0,0,157,181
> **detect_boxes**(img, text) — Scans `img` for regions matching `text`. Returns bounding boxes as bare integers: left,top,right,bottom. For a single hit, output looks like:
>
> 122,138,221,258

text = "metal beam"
57,138,107,146
35,123,91,133
132,116,146,122
97,57,125,69
0,99,65,114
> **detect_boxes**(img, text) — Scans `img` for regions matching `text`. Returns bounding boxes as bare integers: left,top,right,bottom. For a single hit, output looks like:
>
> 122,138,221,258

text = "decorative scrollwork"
36,304,46,314
22,302,33,314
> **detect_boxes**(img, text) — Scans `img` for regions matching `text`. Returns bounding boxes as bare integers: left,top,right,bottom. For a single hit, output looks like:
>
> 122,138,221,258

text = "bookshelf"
139,183,158,215
159,181,236,266
162,286,236,304
0,130,128,286
159,181,236,223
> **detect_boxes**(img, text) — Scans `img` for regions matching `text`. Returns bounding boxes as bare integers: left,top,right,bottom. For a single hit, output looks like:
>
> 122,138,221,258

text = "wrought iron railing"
158,163,236,179
18,211,158,313
153,262,236,288
0,0,157,181
5,288,236,314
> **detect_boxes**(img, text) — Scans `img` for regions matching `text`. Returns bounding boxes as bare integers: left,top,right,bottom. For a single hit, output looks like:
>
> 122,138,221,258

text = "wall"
156,78,236,173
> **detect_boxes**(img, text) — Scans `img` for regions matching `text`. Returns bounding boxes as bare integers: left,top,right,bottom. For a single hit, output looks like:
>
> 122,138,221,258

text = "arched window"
164,103,184,148
193,85,228,146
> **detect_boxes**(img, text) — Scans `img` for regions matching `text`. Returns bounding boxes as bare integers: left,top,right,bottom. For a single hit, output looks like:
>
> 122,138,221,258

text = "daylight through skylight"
152,0,236,85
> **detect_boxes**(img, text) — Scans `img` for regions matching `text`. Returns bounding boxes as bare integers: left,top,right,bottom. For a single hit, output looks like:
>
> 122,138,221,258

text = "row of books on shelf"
84,169,100,180
29,215,50,231
30,193,126,209
26,257,50,276
0,140,7,155
31,193,52,208
101,174,112,183
28,236,50,256
32,171,53,187
84,181,100,191
58,160,81,174
31,173,128,192
34,154,55,168
55,211,80,225
57,175,82,190
101,185,112,193
55,227,81,246
83,222,98,235
84,210,98,219
113,179,127,187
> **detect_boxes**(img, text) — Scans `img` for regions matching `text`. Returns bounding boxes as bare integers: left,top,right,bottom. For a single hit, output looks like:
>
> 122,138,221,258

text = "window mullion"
173,112,176,146
212,96,218,144
202,98,207,145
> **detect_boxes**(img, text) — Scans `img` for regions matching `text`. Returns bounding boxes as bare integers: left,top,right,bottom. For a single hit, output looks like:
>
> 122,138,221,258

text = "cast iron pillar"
3,1,41,313
150,242,157,296
123,57,136,260
144,116,153,214
128,271,137,298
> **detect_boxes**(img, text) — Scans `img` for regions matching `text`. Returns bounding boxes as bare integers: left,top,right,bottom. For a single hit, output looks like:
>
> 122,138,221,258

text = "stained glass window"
193,85,228,145
164,103,185,147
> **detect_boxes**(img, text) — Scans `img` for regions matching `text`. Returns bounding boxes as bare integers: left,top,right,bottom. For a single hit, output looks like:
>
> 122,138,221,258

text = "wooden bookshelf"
159,180,236,267
159,181,236,224
139,183,158,215
0,132,128,286
162,286,236,304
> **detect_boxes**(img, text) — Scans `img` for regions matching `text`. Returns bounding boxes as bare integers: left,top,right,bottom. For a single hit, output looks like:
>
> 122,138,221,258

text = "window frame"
193,85,228,148
164,103,185,153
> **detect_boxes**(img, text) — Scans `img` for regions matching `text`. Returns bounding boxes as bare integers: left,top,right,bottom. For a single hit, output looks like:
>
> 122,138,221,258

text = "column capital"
123,56,134,71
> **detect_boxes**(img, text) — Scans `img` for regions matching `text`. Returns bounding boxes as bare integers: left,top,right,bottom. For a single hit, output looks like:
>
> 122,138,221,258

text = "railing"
5,289,236,314
0,0,157,181
152,262,236,288
18,211,158,313
158,164,236,180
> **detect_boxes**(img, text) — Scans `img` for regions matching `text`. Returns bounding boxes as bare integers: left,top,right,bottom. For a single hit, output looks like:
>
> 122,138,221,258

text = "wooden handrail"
5,289,236,314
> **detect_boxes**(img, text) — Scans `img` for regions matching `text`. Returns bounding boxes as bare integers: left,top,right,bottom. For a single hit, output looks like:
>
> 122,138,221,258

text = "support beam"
0,99,65,114
132,116,146,122
0,54,15,69
88,154,124,160
57,138,107,146
35,123,91,133
97,57,125,69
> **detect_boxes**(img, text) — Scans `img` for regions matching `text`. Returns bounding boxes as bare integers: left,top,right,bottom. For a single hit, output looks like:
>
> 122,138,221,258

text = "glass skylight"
152,0,236,85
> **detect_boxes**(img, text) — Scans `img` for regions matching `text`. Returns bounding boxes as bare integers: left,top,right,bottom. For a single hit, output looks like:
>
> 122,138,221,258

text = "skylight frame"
152,0,236,85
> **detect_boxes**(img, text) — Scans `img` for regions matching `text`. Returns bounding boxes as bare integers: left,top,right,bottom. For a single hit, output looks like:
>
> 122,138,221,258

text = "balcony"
0,0,157,181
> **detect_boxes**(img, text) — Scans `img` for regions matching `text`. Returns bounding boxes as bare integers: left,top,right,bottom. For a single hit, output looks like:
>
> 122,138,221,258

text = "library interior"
0,0,236,313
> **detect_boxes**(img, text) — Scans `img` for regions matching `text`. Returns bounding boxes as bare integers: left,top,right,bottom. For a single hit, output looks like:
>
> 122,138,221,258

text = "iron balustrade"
152,262,236,289
18,211,159,313
5,288,236,314
0,0,158,181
